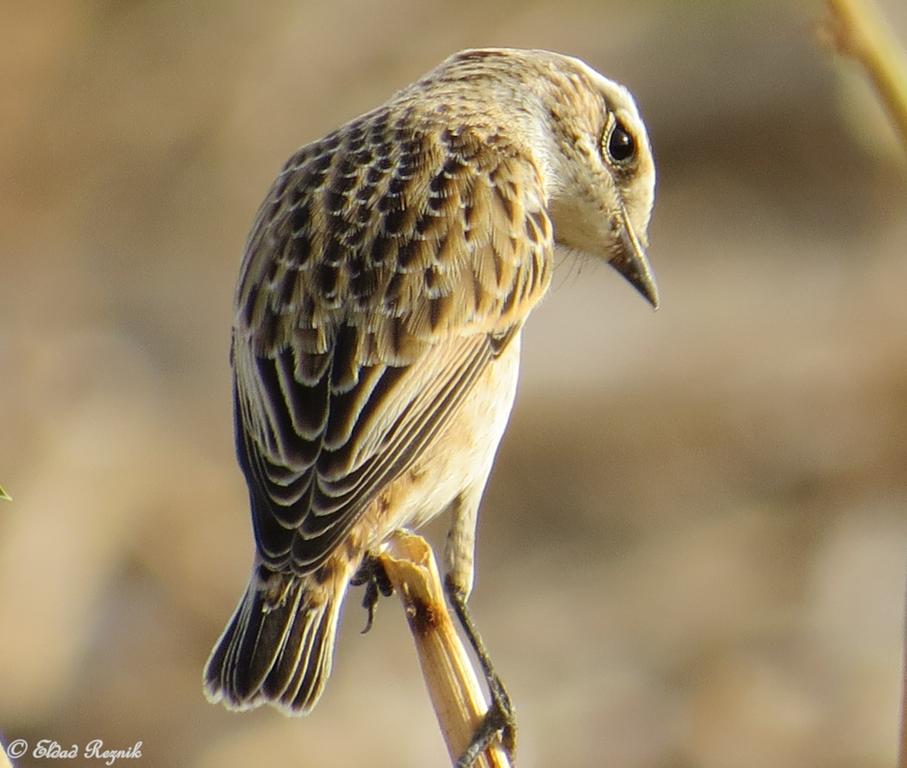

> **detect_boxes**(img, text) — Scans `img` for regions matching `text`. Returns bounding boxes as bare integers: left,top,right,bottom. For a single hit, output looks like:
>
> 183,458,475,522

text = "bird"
204,47,658,764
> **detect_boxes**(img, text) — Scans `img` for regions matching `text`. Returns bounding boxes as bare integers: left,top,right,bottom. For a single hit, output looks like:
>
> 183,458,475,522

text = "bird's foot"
445,576,517,766
351,554,394,634
455,681,516,767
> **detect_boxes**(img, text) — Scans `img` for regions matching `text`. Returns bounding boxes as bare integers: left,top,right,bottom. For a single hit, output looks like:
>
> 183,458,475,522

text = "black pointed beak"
609,207,659,309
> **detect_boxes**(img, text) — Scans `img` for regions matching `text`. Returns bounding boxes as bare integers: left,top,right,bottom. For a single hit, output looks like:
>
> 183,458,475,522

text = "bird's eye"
605,118,636,164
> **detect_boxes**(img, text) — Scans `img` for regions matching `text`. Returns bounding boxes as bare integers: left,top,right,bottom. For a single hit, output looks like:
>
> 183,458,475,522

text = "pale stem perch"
379,531,511,768
819,5,907,757
820,0,907,151
900,577,907,768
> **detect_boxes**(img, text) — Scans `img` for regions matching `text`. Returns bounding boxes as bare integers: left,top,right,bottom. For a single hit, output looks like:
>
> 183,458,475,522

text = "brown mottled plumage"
205,47,657,752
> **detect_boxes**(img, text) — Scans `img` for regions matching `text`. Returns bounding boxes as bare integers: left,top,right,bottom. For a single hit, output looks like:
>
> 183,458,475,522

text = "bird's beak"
609,207,659,309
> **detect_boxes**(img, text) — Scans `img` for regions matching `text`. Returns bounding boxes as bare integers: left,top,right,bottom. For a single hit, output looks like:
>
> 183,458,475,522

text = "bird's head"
414,48,658,308
530,52,659,308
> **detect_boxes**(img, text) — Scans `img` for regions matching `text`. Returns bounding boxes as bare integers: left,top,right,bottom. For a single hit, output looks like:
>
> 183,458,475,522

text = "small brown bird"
205,47,657,763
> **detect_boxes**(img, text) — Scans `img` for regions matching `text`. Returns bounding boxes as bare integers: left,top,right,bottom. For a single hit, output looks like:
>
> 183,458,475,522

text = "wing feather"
233,108,553,574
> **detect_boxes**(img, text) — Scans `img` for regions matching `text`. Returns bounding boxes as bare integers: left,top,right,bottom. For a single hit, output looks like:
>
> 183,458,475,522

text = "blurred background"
2,1,906,766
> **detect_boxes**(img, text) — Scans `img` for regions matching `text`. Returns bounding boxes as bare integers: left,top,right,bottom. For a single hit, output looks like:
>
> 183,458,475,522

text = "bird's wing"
233,113,553,574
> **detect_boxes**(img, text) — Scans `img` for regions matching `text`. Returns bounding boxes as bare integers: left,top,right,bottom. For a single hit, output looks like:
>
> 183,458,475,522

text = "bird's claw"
351,555,393,634
446,575,517,766
455,689,516,767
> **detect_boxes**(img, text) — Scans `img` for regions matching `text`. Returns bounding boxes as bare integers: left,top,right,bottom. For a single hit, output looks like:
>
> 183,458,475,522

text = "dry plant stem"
823,0,907,150
822,3,907,761
900,578,907,768
379,531,511,768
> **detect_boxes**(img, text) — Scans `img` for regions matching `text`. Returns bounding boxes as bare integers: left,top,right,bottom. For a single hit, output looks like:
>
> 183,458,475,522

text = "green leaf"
0,484,10,501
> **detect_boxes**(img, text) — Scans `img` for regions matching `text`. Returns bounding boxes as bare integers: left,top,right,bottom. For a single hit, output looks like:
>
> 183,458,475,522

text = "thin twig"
379,531,511,768
820,0,907,151
900,576,907,768
818,2,907,761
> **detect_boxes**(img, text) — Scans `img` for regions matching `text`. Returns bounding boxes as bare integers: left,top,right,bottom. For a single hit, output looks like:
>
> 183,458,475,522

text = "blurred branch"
819,0,907,152
819,4,907,761
900,578,907,768
379,531,510,768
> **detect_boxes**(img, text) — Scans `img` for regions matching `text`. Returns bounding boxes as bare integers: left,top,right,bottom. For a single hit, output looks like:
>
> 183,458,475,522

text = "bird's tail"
204,565,346,714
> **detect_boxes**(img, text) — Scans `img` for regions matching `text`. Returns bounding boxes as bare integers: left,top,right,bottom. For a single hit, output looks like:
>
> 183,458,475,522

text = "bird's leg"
351,553,394,634
444,575,516,767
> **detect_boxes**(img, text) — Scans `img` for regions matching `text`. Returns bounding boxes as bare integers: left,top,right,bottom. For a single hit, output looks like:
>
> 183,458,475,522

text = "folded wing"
232,112,553,574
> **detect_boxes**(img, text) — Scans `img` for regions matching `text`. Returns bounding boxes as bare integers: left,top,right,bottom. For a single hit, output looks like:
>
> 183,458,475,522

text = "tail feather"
204,569,344,714
269,596,338,710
